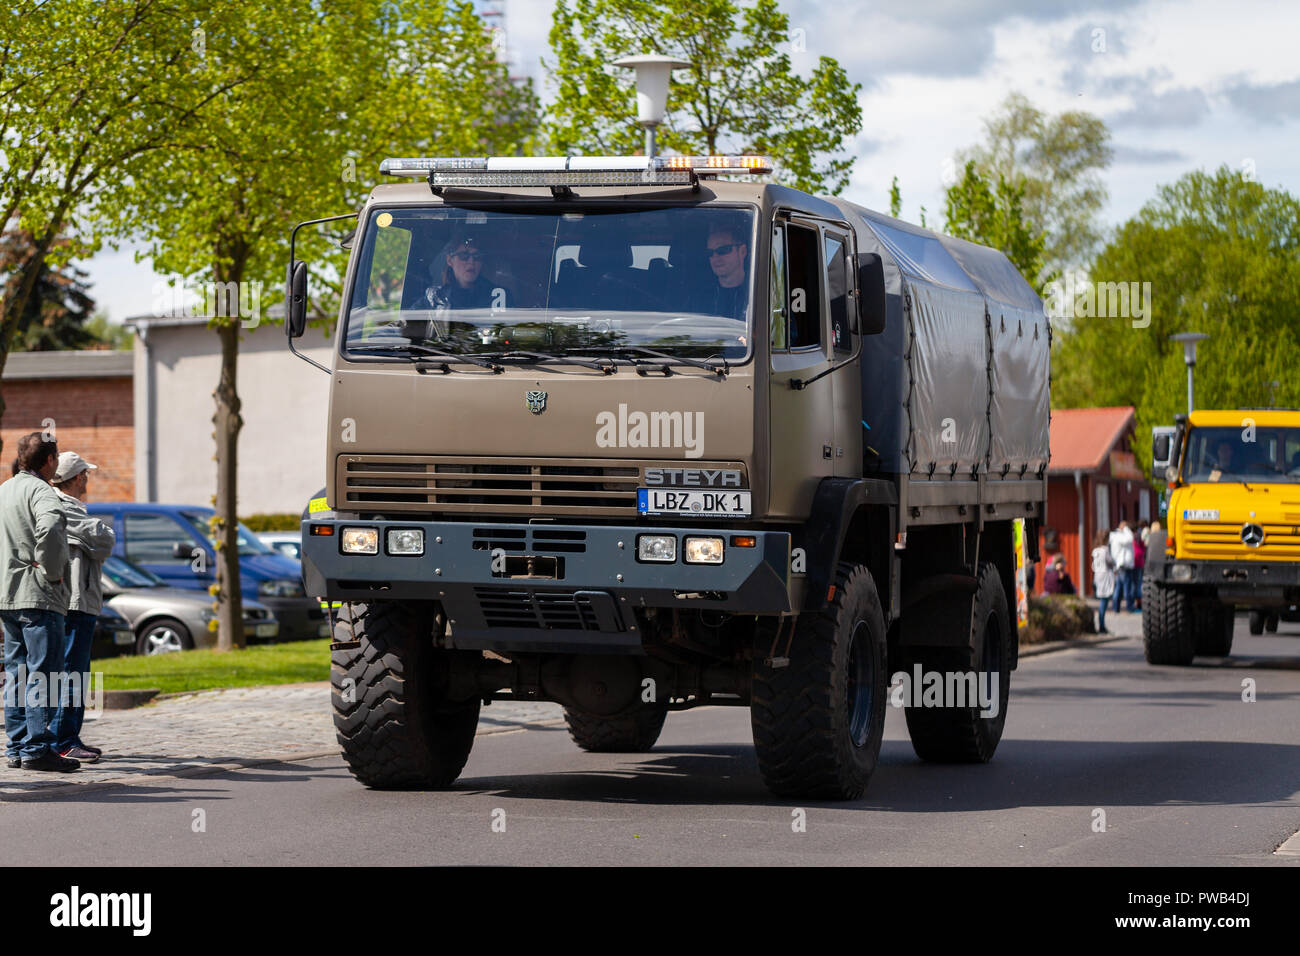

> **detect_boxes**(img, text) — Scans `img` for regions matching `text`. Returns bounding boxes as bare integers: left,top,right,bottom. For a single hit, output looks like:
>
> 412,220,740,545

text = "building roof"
1048,406,1135,474
1,349,133,381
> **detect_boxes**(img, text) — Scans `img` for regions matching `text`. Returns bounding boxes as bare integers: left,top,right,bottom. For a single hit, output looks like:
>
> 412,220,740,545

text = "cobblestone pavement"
0,683,563,798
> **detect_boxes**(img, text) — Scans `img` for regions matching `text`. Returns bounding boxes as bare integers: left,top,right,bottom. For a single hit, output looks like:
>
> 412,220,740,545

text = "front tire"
136,617,194,656
1142,579,1196,665
750,562,887,800
902,562,1012,763
331,601,480,789
563,705,667,752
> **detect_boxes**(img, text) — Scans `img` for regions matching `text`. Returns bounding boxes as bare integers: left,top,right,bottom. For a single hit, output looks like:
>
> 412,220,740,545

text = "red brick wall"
0,376,134,501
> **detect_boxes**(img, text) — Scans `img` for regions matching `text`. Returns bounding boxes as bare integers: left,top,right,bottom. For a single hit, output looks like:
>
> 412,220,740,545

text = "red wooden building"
1039,406,1155,596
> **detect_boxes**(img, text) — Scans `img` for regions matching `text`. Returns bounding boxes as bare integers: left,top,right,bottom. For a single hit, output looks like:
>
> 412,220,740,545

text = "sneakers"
58,745,99,764
77,743,103,756
5,756,20,769
20,752,80,772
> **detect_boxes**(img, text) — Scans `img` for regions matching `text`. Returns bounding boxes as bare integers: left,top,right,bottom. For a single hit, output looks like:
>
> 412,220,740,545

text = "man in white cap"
49,452,115,762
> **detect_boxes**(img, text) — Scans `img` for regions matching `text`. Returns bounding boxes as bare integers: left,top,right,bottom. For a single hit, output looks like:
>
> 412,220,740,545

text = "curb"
1019,632,1132,658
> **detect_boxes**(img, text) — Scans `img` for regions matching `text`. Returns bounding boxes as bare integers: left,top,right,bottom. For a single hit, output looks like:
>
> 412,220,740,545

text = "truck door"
823,226,862,478
769,216,835,518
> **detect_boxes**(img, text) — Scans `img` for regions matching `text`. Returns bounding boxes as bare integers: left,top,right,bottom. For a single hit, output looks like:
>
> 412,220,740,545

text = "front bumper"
1149,558,1300,604
301,519,791,652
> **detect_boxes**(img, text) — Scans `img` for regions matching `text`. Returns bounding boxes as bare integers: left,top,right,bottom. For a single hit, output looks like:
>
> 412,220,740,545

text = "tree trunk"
213,316,245,651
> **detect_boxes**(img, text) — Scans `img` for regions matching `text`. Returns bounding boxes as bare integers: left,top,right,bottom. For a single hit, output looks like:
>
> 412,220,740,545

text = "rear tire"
1265,613,1279,633
331,601,480,789
1142,579,1196,665
563,705,667,752
750,562,887,800
1195,605,1234,657
1249,611,1265,635
902,562,1012,763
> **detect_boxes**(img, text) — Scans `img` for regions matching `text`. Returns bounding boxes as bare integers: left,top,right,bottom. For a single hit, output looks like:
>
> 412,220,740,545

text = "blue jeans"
3,608,67,760
1097,593,1110,632
1124,568,1140,611
52,610,97,751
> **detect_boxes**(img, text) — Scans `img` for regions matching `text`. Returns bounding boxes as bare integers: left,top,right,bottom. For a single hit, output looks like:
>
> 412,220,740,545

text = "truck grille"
1182,521,1300,560
336,455,745,516
474,588,600,630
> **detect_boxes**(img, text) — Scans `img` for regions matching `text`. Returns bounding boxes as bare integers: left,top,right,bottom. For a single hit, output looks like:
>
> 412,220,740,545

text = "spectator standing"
1092,529,1117,634
50,453,114,763
1110,521,1137,612
1133,524,1147,611
1,433,76,772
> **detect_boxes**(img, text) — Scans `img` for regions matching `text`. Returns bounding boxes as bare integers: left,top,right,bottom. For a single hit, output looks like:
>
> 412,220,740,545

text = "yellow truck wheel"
1142,579,1196,666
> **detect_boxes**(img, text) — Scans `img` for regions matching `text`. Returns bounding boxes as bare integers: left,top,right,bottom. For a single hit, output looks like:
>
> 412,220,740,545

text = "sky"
83,0,1300,322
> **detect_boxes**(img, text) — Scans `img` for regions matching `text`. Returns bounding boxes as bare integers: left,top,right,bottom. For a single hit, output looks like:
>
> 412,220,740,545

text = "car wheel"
136,617,194,656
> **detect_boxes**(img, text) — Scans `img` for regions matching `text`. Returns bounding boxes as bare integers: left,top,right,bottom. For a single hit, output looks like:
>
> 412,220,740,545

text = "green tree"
0,230,97,350
0,0,245,442
955,92,1112,275
545,0,863,194
889,176,901,218
123,0,537,649
1052,166,1300,475
943,160,1049,283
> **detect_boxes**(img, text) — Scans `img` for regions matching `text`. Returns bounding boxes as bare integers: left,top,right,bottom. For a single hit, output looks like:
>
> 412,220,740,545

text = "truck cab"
1144,408,1300,662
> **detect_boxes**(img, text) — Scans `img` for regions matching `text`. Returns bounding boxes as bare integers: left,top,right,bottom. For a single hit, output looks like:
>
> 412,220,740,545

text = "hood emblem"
1241,523,1265,547
525,390,547,414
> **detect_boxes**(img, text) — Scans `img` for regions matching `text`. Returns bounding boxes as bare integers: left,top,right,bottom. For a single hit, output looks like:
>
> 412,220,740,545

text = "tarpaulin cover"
831,204,1050,477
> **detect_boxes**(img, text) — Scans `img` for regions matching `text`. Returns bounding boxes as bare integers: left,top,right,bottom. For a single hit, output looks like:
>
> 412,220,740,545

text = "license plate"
1183,509,1219,521
113,629,134,646
318,622,333,637
255,623,278,638
637,489,751,517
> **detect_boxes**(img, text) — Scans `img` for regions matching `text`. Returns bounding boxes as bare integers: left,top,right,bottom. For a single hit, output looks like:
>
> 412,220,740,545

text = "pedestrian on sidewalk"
1092,528,1117,634
1110,521,1137,612
50,452,114,764
1,433,77,772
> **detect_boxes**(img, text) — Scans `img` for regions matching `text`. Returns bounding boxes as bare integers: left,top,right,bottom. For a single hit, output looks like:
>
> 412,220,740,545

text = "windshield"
180,511,274,556
103,555,164,588
341,205,756,362
1183,426,1300,483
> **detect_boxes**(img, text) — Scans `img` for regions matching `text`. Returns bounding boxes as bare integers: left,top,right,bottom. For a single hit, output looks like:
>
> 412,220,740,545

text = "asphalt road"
4,616,1299,866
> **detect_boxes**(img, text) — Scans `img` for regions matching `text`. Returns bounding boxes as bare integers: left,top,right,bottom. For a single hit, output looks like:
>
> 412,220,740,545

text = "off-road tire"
750,562,887,800
902,562,1012,763
331,601,480,789
1249,611,1265,635
1142,579,1196,665
563,705,668,752
1195,604,1234,657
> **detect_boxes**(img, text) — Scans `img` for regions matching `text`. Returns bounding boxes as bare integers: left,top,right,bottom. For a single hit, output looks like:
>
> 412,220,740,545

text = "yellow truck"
1143,409,1300,664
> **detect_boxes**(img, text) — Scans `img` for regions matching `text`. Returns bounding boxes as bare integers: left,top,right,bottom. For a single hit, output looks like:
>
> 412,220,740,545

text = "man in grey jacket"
50,452,114,762
1,432,76,771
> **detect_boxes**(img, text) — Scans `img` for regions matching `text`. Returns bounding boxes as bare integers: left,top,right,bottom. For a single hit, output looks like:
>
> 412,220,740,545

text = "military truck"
1144,409,1300,664
287,154,1050,799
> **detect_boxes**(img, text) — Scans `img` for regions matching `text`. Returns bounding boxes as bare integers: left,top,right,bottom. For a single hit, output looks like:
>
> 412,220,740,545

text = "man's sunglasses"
451,251,483,262
707,244,739,258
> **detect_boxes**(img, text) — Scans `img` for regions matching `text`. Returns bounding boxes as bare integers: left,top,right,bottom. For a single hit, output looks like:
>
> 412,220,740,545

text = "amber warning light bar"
378,155,773,187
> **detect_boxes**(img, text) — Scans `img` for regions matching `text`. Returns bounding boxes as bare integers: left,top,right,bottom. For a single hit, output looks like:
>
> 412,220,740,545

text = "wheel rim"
846,620,873,748
144,626,183,655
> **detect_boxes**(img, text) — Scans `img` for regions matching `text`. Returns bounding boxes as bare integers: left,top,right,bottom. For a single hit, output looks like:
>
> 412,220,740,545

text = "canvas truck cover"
832,204,1050,479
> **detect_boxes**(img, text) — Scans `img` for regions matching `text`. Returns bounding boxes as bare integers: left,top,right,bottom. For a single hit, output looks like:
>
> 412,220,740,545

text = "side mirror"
1153,434,1170,464
286,260,308,339
856,253,886,335
171,541,194,560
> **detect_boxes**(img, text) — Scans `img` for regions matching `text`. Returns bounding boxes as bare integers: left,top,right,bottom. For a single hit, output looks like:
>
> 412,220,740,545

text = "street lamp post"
612,54,691,159
1171,332,1208,415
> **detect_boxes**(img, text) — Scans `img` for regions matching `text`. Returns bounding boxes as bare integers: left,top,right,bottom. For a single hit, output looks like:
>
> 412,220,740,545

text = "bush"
240,512,301,532
1023,593,1096,645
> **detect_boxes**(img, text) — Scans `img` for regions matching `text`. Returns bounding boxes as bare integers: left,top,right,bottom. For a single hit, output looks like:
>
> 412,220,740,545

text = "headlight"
341,527,378,554
683,536,725,564
637,534,676,563
200,606,217,622
387,528,424,555
1170,564,1193,582
259,578,305,598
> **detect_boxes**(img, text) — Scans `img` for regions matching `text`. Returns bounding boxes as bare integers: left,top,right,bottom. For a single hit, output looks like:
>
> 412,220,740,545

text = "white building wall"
134,320,334,514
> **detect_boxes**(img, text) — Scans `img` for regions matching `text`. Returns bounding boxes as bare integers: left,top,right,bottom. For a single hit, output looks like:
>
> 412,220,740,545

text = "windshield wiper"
570,345,728,377
347,342,503,373
483,350,617,374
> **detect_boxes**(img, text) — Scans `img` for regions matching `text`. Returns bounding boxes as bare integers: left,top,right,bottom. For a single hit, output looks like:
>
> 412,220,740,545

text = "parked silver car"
102,555,279,655
256,531,302,560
